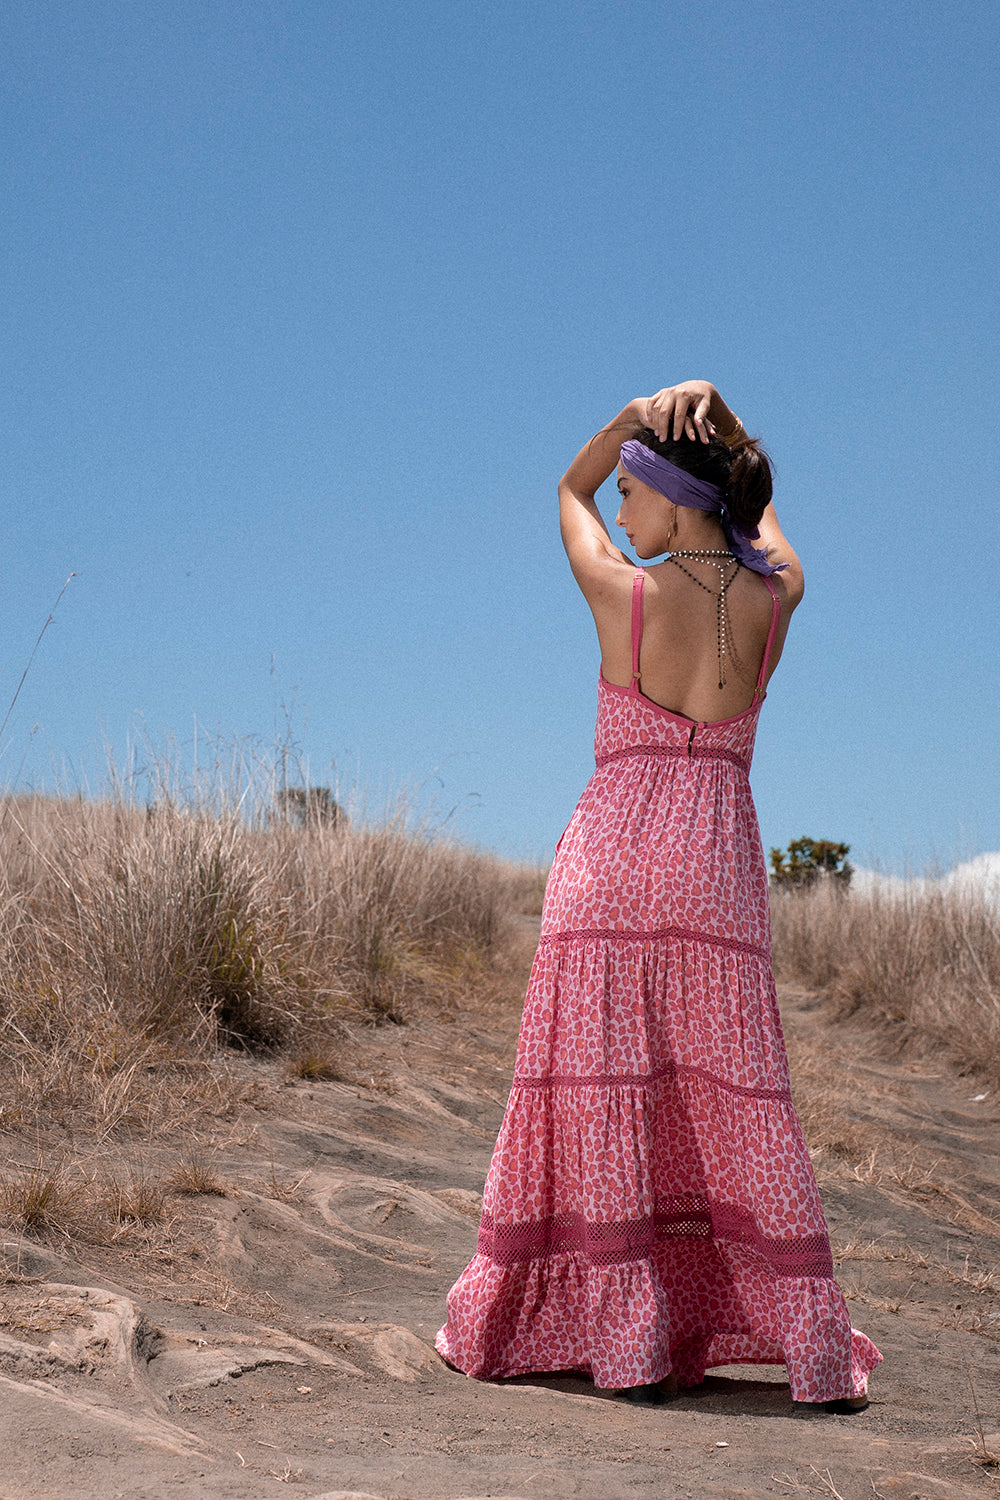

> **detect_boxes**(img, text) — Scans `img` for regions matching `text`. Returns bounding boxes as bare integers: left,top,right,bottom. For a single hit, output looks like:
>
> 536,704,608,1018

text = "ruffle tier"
437,931,882,1402
515,935,792,1090
436,1242,882,1401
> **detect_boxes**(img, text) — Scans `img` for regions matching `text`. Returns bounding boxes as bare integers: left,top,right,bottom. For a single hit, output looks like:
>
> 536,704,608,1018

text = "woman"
436,380,881,1409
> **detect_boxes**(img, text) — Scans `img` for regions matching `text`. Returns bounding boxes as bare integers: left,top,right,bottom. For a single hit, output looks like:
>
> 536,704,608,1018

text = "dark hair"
629,426,774,531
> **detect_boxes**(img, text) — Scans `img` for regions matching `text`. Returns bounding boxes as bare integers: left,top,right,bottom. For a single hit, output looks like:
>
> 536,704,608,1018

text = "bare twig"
772,1470,847,1499
961,1344,1000,1469
0,574,76,744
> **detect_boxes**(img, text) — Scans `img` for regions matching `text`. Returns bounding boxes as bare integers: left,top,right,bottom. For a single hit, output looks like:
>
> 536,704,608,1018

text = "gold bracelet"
718,415,746,447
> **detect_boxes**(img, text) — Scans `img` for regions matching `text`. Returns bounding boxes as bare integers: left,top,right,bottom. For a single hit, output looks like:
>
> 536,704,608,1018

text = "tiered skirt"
437,931,881,1401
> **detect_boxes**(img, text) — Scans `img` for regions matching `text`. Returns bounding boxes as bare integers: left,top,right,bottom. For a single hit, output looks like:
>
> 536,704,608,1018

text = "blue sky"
1,0,997,869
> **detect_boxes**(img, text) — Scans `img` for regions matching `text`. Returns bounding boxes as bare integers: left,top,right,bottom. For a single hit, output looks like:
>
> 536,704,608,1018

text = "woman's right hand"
641,378,749,441
639,382,720,444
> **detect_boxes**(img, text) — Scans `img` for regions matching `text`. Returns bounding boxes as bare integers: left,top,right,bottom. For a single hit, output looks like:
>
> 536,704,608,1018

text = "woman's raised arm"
754,503,805,608
557,400,643,583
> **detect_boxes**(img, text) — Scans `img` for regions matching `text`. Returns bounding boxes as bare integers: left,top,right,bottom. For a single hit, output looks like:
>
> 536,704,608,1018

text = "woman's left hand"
640,382,717,444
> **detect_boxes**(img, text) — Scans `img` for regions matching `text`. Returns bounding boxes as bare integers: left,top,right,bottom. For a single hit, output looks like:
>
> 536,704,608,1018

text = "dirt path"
1,925,999,1500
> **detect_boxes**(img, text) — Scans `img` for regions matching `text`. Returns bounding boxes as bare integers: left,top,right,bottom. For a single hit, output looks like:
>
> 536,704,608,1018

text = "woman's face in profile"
615,466,672,558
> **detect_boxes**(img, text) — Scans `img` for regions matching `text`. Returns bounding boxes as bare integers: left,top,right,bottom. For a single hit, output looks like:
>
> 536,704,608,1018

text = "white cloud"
850,853,1000,905
940,852,1000,900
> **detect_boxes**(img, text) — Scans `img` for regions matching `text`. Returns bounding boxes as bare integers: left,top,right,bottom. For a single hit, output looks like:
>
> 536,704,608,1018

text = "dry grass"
0,1159,79,1235
771,880,1000,1083
285,1050,352,1082
0,788,538,1142
0,1152,192,1250
104,1165,165,1225
165,1154,227,1196
833,1232,929,1269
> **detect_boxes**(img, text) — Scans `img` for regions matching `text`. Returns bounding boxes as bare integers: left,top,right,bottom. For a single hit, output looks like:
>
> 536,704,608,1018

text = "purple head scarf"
618,439,786,576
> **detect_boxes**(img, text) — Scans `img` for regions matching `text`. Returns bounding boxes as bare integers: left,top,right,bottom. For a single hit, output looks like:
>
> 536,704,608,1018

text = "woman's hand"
639,382,720,444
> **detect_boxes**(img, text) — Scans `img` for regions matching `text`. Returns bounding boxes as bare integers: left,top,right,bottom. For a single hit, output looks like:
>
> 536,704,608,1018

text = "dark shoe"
620,1383,668,1406
619,1373,679,1406
823,1394,869,1414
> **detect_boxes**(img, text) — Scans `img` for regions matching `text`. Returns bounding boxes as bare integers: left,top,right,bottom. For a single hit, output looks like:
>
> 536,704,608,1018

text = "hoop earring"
665,505,678,549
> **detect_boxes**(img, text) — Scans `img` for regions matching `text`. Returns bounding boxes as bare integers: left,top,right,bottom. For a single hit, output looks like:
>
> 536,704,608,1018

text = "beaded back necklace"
665,549,740,689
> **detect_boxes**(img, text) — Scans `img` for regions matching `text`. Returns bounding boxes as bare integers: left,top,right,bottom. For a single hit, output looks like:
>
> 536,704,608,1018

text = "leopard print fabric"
437,573,881,1400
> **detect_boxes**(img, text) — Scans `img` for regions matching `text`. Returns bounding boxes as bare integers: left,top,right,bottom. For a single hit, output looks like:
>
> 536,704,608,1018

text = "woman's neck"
671,509,730,553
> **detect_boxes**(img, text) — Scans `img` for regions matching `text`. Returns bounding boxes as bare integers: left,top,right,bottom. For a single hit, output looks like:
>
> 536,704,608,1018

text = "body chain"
665,549,740,689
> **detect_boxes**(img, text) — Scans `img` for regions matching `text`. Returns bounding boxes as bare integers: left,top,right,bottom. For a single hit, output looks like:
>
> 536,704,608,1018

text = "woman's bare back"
595,560,792,724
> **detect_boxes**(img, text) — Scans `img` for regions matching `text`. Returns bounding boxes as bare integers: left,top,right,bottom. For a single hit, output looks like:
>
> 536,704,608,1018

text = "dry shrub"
0,795,297,1050
166,1155,227,1196
771,880,1000,1081
0,1155,174,1245
0,789,534,1135
0,1159,78,1235
104,1165,165,1225
286,1051,350,1082
504,862,550,918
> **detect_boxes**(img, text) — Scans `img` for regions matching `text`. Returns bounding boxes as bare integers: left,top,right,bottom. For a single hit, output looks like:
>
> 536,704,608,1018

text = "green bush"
769,837,853,891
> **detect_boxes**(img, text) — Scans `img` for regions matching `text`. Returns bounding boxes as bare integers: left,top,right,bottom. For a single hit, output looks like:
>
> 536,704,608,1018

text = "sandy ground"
1,922,999,1500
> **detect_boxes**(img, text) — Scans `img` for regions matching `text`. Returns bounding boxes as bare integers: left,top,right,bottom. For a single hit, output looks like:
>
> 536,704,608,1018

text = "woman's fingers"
678,391,711,442
645,385,714,444
674,392,699,441
688,392,713,442
648,388,679,443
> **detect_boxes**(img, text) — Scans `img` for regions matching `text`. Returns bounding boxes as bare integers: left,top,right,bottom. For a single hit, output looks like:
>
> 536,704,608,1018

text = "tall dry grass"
771,879,1000,1082
0,788,533,1138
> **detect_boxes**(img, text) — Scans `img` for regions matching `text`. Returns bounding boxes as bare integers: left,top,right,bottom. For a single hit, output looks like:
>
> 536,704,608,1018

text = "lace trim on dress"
537,927,771,960
595,744,751,775
511,1059,792,1102
477,1200,835,1279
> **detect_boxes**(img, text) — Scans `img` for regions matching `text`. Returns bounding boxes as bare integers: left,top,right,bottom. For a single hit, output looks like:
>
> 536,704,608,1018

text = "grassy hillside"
771,879,1000,1083
0,790,539,1140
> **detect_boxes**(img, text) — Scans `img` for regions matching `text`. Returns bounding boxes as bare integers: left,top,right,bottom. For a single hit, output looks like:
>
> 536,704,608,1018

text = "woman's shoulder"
569,548,638,608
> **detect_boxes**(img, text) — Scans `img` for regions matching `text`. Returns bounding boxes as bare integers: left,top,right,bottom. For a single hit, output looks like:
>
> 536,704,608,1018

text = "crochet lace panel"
511,1059,791,1102
477,1199,835,1280
537,927,771,961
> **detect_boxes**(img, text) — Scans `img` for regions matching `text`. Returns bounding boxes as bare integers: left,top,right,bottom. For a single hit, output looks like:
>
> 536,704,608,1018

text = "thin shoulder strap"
754,576,782,698
630,567,646,693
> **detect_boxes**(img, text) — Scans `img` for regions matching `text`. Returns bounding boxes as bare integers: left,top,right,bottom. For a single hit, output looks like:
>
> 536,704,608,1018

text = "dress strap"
754,576,782,699
630,568,646,693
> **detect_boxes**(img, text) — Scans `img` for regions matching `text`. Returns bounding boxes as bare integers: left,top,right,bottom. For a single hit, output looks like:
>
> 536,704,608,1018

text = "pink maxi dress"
437,568,881,1401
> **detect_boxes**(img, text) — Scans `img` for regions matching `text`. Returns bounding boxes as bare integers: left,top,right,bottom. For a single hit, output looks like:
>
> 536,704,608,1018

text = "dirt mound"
1,959,998,1499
